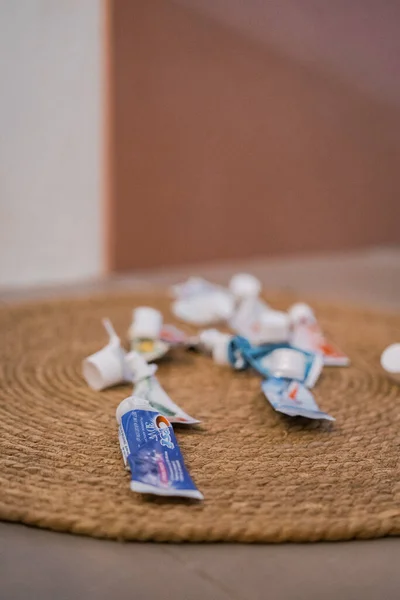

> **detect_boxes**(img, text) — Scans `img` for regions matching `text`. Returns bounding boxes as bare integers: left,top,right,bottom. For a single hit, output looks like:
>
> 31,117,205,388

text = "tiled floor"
1,246,399,600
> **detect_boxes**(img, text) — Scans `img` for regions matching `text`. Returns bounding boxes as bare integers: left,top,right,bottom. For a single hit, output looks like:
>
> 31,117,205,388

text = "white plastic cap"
257,310,290,343
288,303,316,326
212,334,233,366
131,307,163,340
82,345,126,391
82,318,126,390
264,348,306,380
125,351,158,383
198,328,224,353
116,395,153,424
229,273,261,299
381,344,400,382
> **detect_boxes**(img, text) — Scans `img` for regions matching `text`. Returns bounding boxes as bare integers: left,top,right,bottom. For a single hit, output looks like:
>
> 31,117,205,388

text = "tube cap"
212,334,233,366
288,303,316,326
82,318,126,391
381,343,400,383
229,273,261,299
82,345,126,391
130,307,163,340
266,348,306,380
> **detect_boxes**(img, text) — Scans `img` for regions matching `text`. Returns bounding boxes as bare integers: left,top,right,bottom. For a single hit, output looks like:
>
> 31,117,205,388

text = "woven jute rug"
0,291,399,542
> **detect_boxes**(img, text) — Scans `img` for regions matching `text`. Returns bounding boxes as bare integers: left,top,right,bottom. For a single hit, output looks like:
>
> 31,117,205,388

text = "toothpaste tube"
172,292,234,326
230,300,290,346
125,351,200,425
230,297,274,343
171,278,234,326
116,396,203,499
228,274,290,344
291,322,349,367
227,337,324,388
262,378,335,421
289,303,349,367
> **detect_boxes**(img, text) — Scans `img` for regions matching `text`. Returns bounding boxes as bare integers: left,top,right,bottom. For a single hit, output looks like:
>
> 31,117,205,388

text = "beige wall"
0,1,103,286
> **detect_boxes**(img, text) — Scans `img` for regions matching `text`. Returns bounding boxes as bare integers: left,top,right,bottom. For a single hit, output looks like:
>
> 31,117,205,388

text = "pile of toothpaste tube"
82,274,350,502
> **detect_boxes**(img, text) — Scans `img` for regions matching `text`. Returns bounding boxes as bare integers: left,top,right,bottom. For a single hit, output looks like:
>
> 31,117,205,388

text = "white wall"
0,0,103,286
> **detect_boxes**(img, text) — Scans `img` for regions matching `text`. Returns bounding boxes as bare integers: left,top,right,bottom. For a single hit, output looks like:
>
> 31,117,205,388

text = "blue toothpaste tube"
116,396,203,499
227,337,323,388
262,378,335,421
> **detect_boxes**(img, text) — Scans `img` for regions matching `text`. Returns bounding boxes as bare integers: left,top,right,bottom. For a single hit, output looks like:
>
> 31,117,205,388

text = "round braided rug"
0,291,399,543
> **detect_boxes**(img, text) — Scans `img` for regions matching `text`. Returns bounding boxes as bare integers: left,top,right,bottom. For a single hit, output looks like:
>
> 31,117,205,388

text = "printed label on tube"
120,407,203,499
261,378,335,421
134,376,200,425
291,323,349,367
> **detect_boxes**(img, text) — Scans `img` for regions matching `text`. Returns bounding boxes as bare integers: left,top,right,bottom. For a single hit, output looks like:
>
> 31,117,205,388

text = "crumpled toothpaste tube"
228,273,290,345
125,351,200,425
82,319,131,391
261,378,335,421
229,287,289,345
289,302,349,367
116,396,204,499
172,292,234,326
171,277,235,326
226,337,324,388
231,306,289,345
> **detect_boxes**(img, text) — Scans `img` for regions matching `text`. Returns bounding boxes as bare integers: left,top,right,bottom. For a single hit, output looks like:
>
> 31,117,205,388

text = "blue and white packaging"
227,337,324,388
261,378,335,421
116,396,203,500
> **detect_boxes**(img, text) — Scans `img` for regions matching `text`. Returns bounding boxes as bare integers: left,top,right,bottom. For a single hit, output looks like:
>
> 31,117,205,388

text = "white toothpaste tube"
262,378,335,421
289,302,349,367
125,351,200,425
